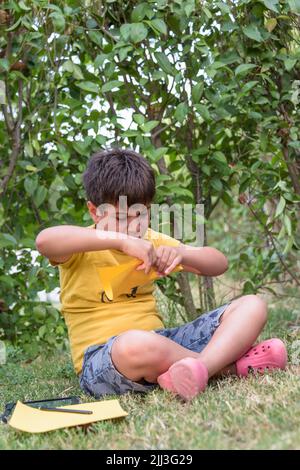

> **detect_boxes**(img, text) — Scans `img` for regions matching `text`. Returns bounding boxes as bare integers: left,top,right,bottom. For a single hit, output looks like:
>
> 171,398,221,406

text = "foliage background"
0,0,299,358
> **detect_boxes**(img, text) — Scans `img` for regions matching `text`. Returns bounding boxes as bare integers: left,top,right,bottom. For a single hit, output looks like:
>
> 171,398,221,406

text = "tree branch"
0,79,23,197
247,200,300,287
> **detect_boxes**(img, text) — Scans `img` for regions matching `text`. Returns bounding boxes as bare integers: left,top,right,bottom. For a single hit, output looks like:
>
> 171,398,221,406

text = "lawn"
0,300,299,450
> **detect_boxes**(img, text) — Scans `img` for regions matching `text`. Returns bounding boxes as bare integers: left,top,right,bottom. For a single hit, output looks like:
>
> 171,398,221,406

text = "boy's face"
87,201,150,238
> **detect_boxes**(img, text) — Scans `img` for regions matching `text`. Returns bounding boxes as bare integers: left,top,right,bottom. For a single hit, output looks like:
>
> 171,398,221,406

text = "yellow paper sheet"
97,259,182,301
8,400,128,433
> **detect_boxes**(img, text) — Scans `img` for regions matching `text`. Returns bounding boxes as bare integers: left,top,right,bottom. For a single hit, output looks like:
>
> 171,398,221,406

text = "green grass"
0,302,300,450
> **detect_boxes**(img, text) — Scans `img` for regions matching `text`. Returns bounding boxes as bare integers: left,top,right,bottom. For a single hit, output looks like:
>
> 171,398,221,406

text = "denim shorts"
79,302,231,398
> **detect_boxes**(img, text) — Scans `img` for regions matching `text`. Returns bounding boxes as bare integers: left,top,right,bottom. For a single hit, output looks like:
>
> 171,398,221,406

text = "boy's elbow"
208,252,228,276
218,255,228,275
35,230,48,255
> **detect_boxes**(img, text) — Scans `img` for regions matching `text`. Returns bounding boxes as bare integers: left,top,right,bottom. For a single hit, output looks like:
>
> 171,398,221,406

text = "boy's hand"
154,245,182,276
121,238,157,274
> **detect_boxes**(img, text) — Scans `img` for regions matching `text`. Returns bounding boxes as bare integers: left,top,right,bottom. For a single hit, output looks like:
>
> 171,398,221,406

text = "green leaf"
101,80,124,92
46,305,59,320
34,186,47,207
76,81,99,93
192,147,209,158
72,141,89,156
25,165,38,172
20,238,35,249
243,280,255,294
39,325,46,338
167,185,194,199
262,0,279,13
0,233,18,248
19,0,32,11
283,236,294,255
265,18,277,32
94,54,108,68
131,3,148,22
249,111,262,120
221,191,233,207
72,64,84,80
0,58,9,72
154,52,176,76
275,196,286,218
203,6,212,18
130,23,148,43
242,25,263,42
24,177,38,196
213,151,227,165
195,104,211,121
62,59,74,73
185,2,195,16
216,1,231,14
240,80,259,95
95,135,107,146
88,31,103,47
284,58,297,72
118,46,133,62
191,82,204,103
211,178,223,192
141,120,159,133
288,0,300,13
148,147,168,162
149,19,167,35
33,305,47,321
122,130,139,137
5,17,22,32
133,114,145,126
174,102,188,123
156,174,171,185
62,61,84,80
50,12,65,33
235,63,256,76
284,214,292,237
288,140,300,149
120,24,132,41
120,22,148,43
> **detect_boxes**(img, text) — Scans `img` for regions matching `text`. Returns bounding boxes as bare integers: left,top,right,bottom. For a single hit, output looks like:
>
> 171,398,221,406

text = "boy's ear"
87,201,99,223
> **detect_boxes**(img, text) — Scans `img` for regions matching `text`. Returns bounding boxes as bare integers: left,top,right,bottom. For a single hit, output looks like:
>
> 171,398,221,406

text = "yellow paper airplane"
8,400,128,433
97,259,183,301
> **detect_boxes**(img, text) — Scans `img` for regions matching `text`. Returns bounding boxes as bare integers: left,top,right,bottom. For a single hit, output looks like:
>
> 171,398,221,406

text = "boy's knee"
111,329,163,369
225,294,268,326
241,294,268,325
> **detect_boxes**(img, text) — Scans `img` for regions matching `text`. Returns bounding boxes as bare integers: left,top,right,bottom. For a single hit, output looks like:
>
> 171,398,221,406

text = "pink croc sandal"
236,338,287,377
157,358,208,401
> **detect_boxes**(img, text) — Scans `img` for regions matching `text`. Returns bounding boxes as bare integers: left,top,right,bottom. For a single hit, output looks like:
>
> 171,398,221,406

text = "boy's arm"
35,225,124,264
178,243,228,276
35,225,157,273
155,242,228,277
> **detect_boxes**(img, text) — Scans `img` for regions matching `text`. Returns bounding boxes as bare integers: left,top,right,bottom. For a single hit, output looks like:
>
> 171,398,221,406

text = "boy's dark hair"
83,147,156,207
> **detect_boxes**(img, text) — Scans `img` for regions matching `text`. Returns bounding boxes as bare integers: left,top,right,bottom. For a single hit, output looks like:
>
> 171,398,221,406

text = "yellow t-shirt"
50,225,181,374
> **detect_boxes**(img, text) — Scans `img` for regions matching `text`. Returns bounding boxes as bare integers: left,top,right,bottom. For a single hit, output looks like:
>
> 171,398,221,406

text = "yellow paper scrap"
8,400,128,433
97,259,182,301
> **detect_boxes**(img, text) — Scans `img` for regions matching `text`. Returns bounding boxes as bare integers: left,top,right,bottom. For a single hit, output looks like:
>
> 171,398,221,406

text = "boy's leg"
111,329,200,383
111,294,267,383
197,294,267,377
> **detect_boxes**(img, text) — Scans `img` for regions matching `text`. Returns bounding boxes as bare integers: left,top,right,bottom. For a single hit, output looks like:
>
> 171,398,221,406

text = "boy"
36,148,287,401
